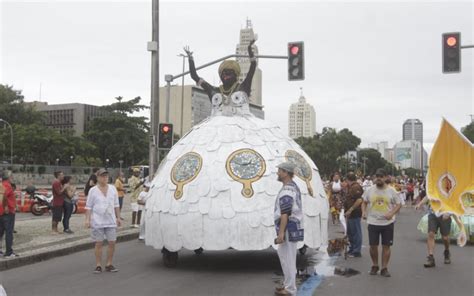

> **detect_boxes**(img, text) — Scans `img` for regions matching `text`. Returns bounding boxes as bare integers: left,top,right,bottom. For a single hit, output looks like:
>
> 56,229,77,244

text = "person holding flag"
416,119,474,267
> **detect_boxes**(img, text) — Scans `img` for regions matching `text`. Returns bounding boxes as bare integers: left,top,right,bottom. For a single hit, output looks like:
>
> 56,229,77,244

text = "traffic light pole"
147,0,160,178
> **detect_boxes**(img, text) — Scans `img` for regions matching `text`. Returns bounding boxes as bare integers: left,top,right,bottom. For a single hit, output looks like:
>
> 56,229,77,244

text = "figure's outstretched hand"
248,39,256,58
183,46,193,59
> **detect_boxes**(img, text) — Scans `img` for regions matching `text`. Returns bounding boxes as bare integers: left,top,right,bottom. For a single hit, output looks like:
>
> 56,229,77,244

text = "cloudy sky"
1,0,473,154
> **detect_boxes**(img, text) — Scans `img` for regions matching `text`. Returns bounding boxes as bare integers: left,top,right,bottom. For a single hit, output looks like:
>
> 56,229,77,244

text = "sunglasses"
375,174,385,178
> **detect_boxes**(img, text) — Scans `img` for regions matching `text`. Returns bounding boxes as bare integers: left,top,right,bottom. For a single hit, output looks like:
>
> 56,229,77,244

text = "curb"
0,230,139,271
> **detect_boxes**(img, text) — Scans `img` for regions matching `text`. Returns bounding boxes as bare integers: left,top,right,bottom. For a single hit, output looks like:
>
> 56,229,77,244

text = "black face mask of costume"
220,69,237,89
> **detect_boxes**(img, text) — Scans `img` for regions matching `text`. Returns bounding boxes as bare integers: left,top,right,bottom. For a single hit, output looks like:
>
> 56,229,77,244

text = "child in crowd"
137,183,150,240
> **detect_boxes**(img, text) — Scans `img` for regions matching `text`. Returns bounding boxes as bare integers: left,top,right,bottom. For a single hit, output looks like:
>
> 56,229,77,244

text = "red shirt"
52,179,64,207
0,184,5,216
2,180,16,214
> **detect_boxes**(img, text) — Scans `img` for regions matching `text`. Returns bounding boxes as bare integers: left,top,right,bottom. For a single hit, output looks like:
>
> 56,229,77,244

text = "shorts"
52,206,63,222
131,202,144,212
91,227,117,242
428,213,452,236
368,223,394,246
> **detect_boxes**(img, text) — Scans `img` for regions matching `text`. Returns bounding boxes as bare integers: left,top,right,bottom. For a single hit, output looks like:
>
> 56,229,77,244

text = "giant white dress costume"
145,90,329,254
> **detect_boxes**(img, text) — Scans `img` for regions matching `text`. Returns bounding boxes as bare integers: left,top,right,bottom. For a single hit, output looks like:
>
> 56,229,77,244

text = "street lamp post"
177,53,188,137
0,143,5,162
106,159,110,169
56,158,60,169
362,156,368,176
119,160,123,173
0,119,13,166
70,155,74,166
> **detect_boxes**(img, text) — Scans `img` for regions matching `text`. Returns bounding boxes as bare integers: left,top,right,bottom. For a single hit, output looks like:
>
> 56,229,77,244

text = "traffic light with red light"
158,123,173,149
442,32,461,73
288,41,305,81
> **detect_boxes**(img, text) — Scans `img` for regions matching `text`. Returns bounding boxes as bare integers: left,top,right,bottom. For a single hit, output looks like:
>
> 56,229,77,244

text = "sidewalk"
0,194,139,271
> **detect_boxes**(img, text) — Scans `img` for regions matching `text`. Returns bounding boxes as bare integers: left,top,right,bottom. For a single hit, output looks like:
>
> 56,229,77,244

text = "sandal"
369,266,379,275
380,268,391,277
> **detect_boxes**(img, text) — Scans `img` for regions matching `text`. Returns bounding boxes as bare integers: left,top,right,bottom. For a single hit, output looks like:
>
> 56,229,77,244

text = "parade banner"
427,119,474,215
426,119,474,245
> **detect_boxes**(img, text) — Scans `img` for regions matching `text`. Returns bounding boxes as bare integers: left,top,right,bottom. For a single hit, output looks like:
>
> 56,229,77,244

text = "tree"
357,148,398,176
461,122,474,143
0,84,45,163
0,84,43,125
84,96,149,167
11,123,96,165
295,127,361,178
403,167,421,178
0,84,101,165
358,148,385,175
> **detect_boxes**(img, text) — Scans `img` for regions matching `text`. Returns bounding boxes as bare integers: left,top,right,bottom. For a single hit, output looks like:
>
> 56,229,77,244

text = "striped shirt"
274,180,304,242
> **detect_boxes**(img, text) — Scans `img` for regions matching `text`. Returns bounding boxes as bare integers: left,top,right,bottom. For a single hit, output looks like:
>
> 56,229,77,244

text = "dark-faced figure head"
218,60,241,89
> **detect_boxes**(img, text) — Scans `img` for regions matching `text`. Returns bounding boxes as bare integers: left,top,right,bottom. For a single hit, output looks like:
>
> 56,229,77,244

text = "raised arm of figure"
240,40,257,96
184,46,214,98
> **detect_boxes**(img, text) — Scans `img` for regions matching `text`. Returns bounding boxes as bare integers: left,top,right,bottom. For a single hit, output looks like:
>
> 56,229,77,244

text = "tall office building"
288,92,316,139
30,102,107,136
235,19,263,115
402,119,427,171
403,119,423,143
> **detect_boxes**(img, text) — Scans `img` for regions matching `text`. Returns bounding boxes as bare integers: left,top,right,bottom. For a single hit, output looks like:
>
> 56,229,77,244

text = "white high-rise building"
235,19,263,114
288,91,316,139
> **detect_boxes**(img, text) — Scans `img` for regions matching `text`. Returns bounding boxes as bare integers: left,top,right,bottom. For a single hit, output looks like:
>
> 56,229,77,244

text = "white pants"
139,211,146,240
277,240,298,295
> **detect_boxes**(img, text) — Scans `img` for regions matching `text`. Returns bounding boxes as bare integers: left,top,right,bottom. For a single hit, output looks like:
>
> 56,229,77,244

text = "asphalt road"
317,207,474,296
1,208,473,296
0,241,284,296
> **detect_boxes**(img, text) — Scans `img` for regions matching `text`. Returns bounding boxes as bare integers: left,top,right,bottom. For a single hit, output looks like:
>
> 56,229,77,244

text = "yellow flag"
427,119,474,216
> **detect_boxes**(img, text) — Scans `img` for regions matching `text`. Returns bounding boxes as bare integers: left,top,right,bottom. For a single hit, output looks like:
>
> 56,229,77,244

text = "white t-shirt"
332,181,342,192
362,185,401,226
138,191,150,203
138,191,150,210
85,185,120,228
